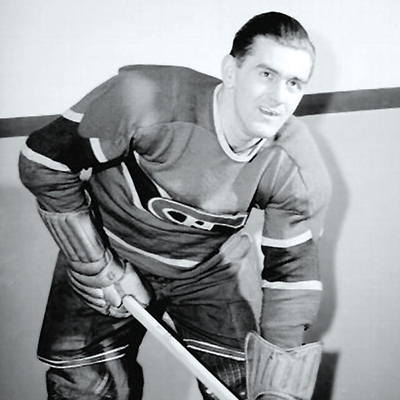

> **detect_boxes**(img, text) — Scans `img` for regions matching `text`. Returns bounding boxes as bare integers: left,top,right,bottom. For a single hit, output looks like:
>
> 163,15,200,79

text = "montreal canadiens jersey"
20,65,331,338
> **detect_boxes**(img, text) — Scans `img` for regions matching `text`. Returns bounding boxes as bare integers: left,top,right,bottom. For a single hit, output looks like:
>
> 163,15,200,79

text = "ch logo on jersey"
148,197,248,232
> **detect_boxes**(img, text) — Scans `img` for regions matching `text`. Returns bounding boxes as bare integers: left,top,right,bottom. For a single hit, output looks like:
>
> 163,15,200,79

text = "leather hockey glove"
67,256,151,318
245,332,322,400
38,202,151,318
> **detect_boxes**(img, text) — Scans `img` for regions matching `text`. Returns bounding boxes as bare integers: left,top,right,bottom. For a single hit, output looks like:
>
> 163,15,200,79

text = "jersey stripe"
121,162,146,210
184,339,245,361
63,109,84,123
37,345,129,369
135,152,172,199
104,227,198,269
124,151,161,210
90,138,108,163
262,280,322,291
21,144,71,172
261,230,312,248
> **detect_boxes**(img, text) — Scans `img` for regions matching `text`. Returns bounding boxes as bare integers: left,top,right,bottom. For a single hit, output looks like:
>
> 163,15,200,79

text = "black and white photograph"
1,1,399,399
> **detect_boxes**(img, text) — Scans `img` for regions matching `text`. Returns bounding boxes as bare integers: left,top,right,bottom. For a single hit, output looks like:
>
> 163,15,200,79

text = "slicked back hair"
230,12,315,65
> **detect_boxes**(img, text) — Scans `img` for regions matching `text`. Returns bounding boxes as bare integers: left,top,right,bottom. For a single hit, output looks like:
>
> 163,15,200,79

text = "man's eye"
262,71,271,78
288,80,302,90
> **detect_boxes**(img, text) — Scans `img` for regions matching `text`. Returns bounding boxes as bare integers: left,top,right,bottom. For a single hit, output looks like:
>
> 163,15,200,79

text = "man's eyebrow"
256,63,277,73
291,76,309,84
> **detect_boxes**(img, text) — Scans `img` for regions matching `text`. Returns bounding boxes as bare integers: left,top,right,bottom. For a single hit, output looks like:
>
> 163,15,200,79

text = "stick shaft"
123,296,239,400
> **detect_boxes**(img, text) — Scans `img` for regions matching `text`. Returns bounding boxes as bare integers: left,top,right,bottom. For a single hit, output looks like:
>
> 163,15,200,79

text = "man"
19,11,331,400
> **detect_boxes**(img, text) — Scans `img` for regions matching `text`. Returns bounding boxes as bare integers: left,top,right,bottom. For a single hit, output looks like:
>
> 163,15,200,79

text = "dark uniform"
19,65,331,399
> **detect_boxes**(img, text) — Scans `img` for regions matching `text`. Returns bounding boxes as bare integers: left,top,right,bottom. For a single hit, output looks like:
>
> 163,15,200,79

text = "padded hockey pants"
38,246,261,399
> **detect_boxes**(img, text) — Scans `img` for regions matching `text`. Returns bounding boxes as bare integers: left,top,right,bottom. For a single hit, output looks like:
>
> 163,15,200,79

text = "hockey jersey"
19,65,331,346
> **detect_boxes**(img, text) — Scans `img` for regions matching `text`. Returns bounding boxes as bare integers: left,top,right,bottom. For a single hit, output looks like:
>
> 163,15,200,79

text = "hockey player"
19,11,331,400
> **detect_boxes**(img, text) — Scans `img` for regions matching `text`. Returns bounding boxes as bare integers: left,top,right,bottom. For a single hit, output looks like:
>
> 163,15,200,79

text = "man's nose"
268,80,287,105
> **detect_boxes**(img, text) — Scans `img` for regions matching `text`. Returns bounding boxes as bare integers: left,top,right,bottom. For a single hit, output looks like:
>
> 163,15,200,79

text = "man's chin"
254,124,281,140
261,118,289,139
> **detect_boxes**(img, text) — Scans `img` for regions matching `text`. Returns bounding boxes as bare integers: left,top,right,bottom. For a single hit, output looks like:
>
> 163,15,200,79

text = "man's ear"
221,55,237,88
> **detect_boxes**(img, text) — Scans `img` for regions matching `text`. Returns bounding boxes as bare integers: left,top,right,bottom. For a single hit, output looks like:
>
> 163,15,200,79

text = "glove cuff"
245,332,322,400
69,255,125,288
38,200,110,275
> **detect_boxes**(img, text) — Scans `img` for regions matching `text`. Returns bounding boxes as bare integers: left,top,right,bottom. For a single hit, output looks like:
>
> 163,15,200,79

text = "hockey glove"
38,202,151,318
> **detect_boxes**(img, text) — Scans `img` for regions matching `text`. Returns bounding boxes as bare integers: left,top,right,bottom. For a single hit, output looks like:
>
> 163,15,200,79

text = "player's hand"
68,260,152,318
104,262,152,308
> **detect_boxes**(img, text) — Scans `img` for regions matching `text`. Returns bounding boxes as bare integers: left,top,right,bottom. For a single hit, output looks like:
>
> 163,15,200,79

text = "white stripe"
104,228,198,269
63,110,108,164
154,181,171,199
185,340,245,361
21,144,71,172
262,280,323,291
38,353,126,369
121,162,145,210
90,138,108,163
38,345,129,364
262,230,312,248
63,109,84,123
134,152,171,199
37,345,129,369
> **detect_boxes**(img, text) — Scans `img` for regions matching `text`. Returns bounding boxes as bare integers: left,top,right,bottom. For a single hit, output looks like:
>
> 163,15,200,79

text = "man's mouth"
259,106,280,117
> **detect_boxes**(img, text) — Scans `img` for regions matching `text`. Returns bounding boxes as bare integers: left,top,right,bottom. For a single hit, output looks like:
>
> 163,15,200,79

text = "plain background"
1,0,400,118
1,1,400,399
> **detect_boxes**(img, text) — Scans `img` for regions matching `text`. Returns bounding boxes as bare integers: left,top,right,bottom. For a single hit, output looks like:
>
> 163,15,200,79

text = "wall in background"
304,109,400,400
1,0,400,117
2,108,400,400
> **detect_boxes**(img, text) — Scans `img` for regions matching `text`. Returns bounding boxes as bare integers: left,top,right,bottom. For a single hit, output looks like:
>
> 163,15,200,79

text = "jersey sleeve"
18,73,139,212
257,121,331,348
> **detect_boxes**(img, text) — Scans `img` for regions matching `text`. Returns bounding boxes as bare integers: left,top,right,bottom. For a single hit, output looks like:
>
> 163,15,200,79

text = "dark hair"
230,12,315,63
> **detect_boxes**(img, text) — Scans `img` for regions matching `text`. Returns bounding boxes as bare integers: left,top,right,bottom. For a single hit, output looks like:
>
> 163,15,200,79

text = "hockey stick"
123,295,239,400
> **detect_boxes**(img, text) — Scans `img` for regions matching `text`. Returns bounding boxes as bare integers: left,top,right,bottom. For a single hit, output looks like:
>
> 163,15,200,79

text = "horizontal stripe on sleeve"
262,279,322,291
21,144,71,172
261,230,312,248
25,116,101,172
63,109,84,123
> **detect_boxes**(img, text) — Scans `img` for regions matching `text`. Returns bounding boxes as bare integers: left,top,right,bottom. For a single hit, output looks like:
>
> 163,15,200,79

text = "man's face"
225,36,313,143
